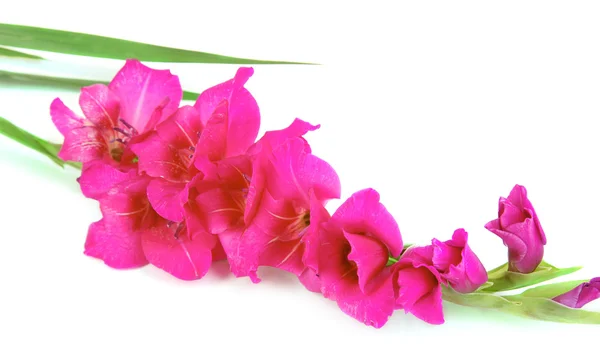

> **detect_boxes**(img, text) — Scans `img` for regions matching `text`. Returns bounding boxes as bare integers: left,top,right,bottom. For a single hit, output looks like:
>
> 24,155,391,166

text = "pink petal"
194,67,260,157
98,176,153,231
79,84,120,129
224,69,260,157
332,188,403,257
130,133,190,181
396,265,444,325
141,221,215,280
108,59,182,133
84,219,148,268
325,264,395,328
192,186,245,234
218,227,261,283
51,98,107,163
431,239,462,272
259,235,306,276
51,98,83,135
299,267,321,293
147,179,187,222
248,190,301,239
266,137,341,204
194,67,253,124
318,221,395,328
344,230,389,294
508,184,547,245
156,106,202,150
248,118,319,157
244,155,267,224
77,160,135,200
302,192,331,272
195,100,228,161
437,229,487,293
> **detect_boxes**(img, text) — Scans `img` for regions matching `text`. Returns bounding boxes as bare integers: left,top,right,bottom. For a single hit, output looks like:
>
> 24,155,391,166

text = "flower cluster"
51,60,599,328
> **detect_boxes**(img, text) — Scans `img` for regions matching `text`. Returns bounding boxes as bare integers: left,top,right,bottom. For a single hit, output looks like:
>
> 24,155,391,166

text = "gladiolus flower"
51,59,181,164
318,188,402,328
432,228,487,293
485,184,546,273
393,245,445,325
553,278,600,309
219,119,340,289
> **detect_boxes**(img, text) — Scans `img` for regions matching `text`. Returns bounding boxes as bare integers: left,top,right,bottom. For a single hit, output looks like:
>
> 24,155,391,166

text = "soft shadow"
255,266,299,288
205,260,233,281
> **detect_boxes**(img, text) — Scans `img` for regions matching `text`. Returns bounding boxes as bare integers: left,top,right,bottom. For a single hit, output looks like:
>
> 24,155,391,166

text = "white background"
1,1,599,349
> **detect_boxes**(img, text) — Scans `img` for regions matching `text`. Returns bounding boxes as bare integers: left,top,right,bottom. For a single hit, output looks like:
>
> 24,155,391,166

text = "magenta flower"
318,189,403,328
131,67,259,223
130,106,203,222
392,246,445,325
140,217,220,281
84,172,154,269
219,120,340,288
553,278,600,309
485,184,547,273
432,228,487,293
51,59,182,164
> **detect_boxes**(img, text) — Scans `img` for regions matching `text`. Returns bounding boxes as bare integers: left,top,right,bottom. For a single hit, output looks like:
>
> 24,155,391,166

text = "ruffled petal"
79,84,120,128
266,137,341,204
248,118,319,157
108,59,182,133
147,179,186,222
218,227,261,283
395,265,444,325
332,188,403,257
51,98,107,163
155,106,202,150
141,221,214,280
344,230,388,294
130,133,190,181
299,267,321,293
195,100,229,161
84,219,148,268
77,160,135,200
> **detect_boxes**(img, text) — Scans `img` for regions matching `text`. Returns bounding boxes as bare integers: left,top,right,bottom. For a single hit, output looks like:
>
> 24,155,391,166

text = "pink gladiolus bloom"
431,228,487,293
219,120,340,287
141,217,220,281
131,67,259,222
51,59,182,164
84,173,154,268
393,245,445,325
318,189,403,328
553,278,600,309
485,184,547,273
82,161,221,279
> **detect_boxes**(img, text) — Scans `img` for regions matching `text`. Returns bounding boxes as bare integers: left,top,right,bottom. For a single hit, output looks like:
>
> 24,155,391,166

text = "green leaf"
0,46,43,59
480,261,582,293
442,286,600,324
0,116,80,169
0,23,314,65
0,70,201,101
520,279,588,299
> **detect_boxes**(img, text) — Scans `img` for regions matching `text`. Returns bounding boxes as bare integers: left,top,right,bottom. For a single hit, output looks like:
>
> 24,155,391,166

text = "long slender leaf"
480,261,582,293
0,116,80,169
0,46,43,59
0,23,313,65
442,286,600,324
0,70,200,101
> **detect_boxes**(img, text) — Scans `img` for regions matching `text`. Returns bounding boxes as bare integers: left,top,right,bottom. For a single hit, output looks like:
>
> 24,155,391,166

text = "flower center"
109,118,139,162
